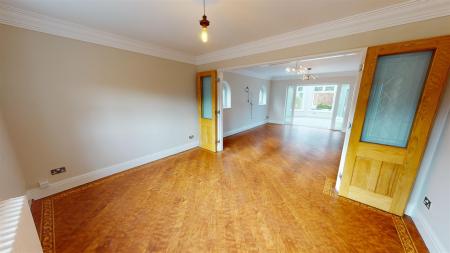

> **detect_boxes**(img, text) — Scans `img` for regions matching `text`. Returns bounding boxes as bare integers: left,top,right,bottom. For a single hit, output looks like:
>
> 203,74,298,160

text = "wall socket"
51,167,66,175
423,196,431,210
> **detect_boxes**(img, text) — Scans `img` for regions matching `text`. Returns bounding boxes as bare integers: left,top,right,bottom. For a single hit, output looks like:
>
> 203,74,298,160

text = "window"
258,86,267,105
311,85,336,111
222,81,231,109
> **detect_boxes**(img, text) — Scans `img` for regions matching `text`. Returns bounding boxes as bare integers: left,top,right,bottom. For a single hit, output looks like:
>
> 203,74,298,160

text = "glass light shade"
201,27,208,43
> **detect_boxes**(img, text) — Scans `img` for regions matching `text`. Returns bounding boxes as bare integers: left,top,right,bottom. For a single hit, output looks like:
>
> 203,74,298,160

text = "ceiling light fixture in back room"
302,68,318,81
199,0,210,43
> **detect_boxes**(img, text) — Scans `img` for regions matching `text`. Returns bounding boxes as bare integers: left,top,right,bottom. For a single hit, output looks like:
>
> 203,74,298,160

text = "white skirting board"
26,141,199,200
223,120,268,137
267,120,285,125
411,207,447,253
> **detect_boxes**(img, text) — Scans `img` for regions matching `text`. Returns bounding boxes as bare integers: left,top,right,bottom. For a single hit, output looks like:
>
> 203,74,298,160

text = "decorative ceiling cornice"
226,69,271,80
0,1,449,65
271,71,359,81
0,3,196,64
195,0,450,65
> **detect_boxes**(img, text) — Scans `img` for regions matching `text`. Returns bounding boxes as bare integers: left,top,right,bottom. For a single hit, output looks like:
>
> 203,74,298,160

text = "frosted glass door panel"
201,76,213,119
361,51,433,147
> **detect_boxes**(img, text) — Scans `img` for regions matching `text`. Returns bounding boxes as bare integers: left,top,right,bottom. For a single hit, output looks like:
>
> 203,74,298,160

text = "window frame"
310,85,337,111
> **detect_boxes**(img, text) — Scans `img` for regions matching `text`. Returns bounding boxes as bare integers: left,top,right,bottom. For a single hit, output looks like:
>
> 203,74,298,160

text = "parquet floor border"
38,161,147,253
39,175,419,253
322,177,418,253
33,124,427,252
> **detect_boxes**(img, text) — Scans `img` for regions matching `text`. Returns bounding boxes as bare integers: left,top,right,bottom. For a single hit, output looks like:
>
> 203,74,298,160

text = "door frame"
217,71,224,152
335,48,367,191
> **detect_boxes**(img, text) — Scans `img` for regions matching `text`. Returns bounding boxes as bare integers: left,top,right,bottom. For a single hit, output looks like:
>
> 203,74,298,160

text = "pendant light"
199,0,210,43
302,68,318,81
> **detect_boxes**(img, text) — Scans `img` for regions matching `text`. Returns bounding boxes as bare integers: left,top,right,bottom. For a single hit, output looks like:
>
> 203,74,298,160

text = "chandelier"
285,63,307,74
286,63,318,80
302,68,318,80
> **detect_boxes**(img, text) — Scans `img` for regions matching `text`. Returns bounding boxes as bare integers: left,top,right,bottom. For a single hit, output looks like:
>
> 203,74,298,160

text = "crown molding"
195,0,450,65
271,71,359,81
226,69,271,80
1,1,449,66
0,3,196,64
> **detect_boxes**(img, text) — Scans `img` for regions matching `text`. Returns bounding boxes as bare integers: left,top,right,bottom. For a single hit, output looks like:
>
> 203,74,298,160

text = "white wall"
0,112,26,201
269,76,357,125
222,72,270,136
412,115,450,252
0,24,198,193
407,76,450,253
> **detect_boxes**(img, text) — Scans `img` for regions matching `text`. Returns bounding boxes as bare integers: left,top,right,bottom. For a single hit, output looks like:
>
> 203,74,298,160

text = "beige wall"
1,14,449,192
222,72,270,135
0,24,198,189
0,112,25,201
197,16,450,71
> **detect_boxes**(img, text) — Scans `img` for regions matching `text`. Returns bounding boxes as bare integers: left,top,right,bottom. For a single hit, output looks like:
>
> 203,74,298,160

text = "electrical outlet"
423,196,431,210
189,135,195,140
51,167,66,175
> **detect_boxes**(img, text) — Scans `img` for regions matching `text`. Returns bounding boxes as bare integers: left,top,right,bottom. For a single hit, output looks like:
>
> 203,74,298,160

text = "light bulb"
201,27,208,43
286,67,291,72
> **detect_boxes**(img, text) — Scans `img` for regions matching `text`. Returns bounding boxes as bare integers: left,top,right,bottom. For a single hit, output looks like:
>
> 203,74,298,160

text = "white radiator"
0,196,42,253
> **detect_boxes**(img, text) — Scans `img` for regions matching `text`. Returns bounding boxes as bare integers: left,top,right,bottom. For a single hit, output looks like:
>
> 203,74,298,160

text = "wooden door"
339,36,450,215
197,70,218,152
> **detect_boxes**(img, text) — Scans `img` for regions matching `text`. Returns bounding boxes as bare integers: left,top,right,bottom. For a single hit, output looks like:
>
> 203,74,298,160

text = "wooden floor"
31,124,428,252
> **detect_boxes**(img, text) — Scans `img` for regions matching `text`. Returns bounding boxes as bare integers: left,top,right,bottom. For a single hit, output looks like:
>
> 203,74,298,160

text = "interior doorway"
216,49,364,153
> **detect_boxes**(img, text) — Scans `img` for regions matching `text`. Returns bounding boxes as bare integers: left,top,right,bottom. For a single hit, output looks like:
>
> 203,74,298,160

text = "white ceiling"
0,0,407,56
230,52,361,80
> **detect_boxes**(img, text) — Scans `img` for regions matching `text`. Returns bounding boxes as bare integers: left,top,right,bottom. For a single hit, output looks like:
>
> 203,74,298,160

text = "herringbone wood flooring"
31,124,428,252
